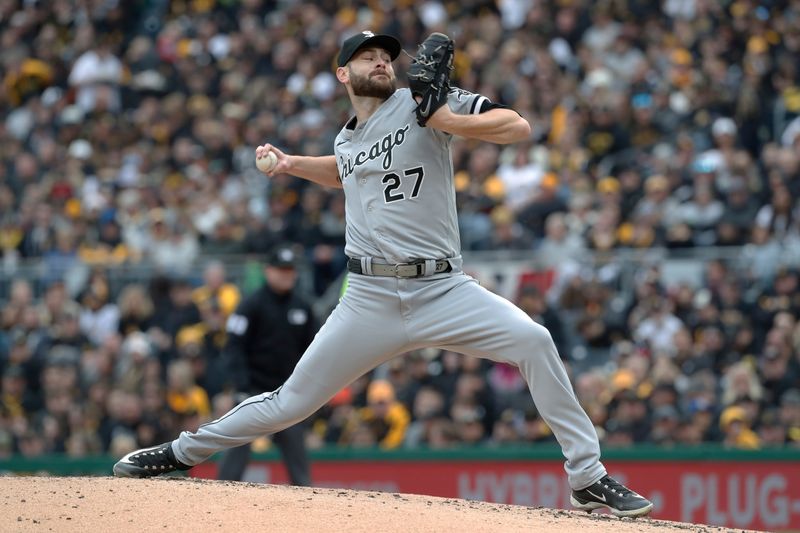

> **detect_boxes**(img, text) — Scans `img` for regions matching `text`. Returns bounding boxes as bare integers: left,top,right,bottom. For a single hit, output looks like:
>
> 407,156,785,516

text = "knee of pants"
264,389,320,427
509,320,558,362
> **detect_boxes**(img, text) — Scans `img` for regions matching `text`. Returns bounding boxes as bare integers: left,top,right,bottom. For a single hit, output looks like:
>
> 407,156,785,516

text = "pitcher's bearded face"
349,68,397,99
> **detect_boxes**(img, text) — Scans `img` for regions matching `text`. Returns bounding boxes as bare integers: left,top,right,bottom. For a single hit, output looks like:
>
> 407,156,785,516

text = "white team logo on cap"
362,31,375,37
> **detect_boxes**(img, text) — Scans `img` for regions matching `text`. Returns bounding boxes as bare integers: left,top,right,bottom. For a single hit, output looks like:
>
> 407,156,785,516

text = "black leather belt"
347,257,452,278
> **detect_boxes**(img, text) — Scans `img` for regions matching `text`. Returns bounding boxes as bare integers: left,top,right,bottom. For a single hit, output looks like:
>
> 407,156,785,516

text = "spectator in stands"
721,363,765,418
141,209,199,275
426,419,460,449
404,386,446,448
582,102,631,167
757,407,788,446
345,380,410,450
192,260,241,319
779,389,800,446
649,405,681,445
312,387,357,448
165,358,210,432
521,408,556,444
517,173,567,239
716,178,759,246
78,271,120,347
491,409,522,445
719,405,761,450
116,284,155,337
160,278,202,345
495,144,543,214
41,227,80,287
486,206,534,251
633,299,685,356
1,365,35,423
671,183,724,247
607,390,650,443
574,280,617,352
574,370,612,434
35,303,89,381
113,332,153,391
450,398,489,445
629,175,678,244
628,93,663,150
755,182,799,243
68,35,124,114
537,212,589,270
99,389,144,453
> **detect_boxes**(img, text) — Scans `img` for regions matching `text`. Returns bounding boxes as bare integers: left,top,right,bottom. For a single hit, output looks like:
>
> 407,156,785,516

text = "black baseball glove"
407,32,455,127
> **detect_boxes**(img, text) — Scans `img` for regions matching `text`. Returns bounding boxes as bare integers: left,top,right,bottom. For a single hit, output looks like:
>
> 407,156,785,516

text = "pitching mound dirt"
1,476,755,532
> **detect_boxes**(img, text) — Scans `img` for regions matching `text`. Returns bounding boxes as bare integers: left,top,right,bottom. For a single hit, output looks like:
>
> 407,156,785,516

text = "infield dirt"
1,476,759,532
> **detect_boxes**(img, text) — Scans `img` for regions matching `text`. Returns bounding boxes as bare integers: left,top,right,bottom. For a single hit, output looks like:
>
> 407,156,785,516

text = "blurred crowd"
1,0,800,461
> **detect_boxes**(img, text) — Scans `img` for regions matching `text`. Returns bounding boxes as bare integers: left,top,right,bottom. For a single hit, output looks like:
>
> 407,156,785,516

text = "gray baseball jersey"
334,87,484,263
172,86,608,492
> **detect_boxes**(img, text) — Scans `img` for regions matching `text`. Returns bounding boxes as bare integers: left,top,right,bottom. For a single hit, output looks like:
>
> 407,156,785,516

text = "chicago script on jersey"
338,124,410,180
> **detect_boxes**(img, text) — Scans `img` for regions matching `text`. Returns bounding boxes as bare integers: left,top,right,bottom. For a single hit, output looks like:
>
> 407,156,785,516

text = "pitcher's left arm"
426,105,530,144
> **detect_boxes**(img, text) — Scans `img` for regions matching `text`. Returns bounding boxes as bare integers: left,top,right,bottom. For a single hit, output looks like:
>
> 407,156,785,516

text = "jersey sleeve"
446,87,508,116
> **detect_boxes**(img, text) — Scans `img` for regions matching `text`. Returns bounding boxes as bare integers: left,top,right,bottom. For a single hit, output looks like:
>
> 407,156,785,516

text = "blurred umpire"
216,244,317,485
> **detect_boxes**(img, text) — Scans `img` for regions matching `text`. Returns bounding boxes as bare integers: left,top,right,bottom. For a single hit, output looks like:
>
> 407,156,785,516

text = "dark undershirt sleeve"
479,100,520,116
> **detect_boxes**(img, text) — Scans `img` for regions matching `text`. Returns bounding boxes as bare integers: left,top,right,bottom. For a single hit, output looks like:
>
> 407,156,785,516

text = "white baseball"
256,150,278,173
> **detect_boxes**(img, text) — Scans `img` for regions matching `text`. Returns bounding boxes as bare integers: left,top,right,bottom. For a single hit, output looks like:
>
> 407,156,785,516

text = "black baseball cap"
266,244,299,268
337,31,402,67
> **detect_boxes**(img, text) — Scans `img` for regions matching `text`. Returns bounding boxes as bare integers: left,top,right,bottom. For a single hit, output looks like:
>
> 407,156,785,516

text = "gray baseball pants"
173,271,607,490
216,423,310,486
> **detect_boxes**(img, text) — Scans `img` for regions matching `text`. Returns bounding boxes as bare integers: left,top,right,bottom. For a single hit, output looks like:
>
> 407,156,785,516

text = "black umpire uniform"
216,244,317,485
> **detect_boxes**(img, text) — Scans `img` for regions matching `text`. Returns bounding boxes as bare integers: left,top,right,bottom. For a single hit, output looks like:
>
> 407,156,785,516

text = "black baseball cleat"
113,442,192,478
570,475,654,517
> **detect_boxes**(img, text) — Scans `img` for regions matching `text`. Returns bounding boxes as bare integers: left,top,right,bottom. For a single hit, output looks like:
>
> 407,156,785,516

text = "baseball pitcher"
114,31,653,518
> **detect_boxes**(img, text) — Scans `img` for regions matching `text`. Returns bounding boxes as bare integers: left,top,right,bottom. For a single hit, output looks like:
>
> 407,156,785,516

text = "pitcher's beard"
350,71,396,99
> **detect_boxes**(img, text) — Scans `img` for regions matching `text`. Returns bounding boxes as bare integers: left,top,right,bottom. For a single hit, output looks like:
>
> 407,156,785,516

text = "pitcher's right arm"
256,144,342,189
